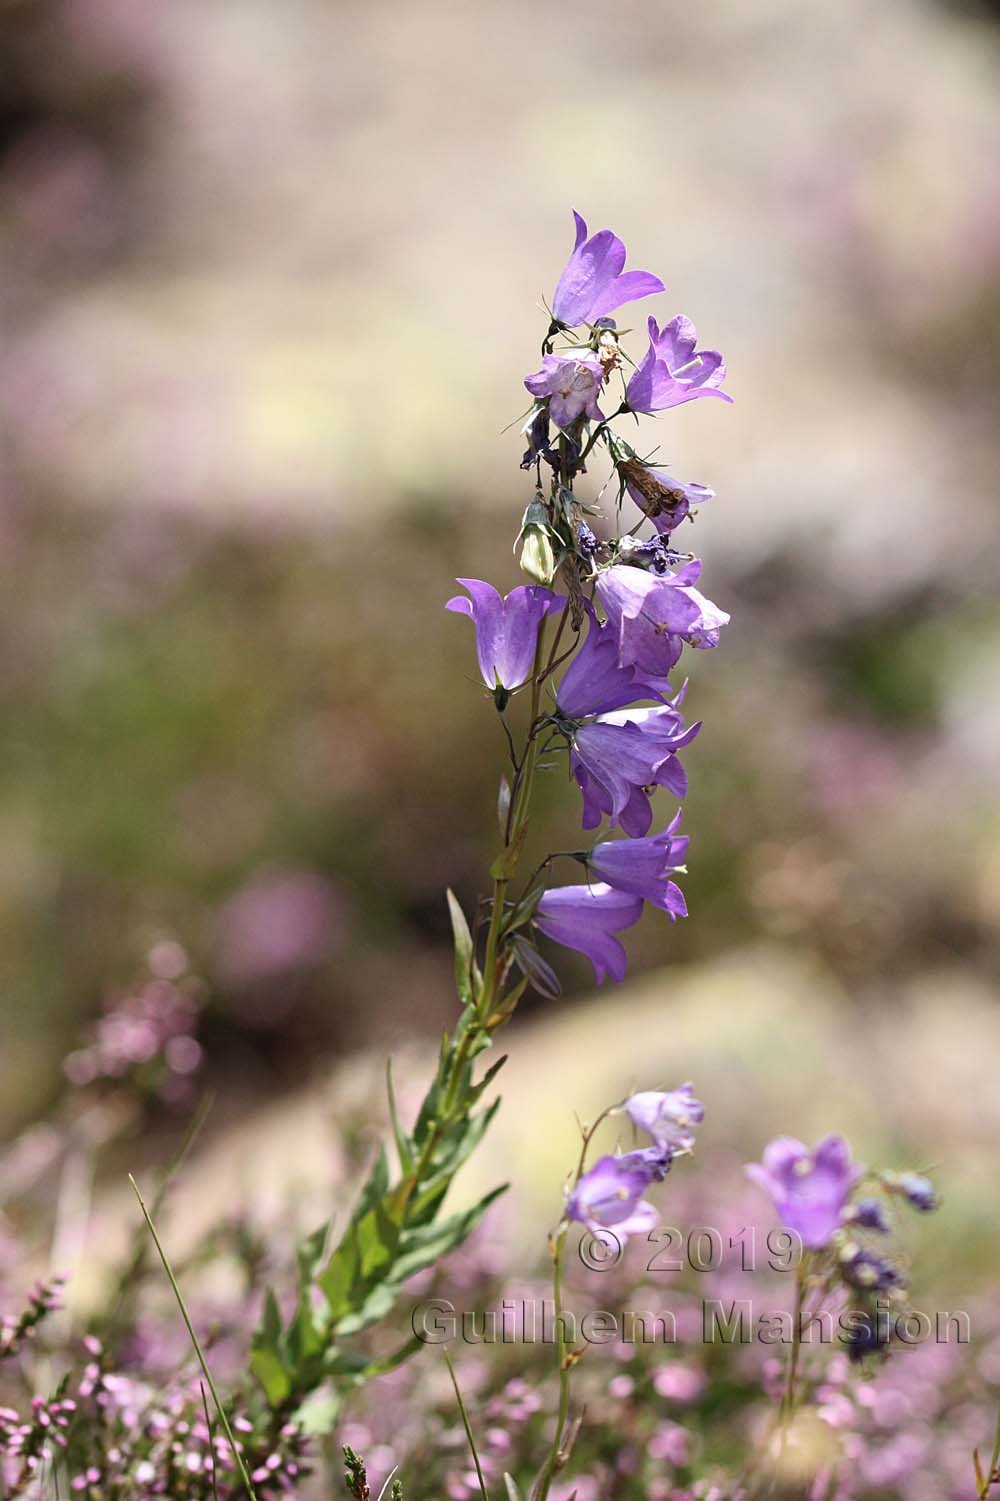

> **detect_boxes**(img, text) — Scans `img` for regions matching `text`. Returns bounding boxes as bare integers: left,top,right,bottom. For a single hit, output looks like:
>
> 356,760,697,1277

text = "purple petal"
535,882,643,984
450,577,504,688
589,269,665,322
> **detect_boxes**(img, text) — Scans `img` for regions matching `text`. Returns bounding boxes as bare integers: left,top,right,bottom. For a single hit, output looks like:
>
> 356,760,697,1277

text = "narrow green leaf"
486,976,529,1027
129,1175,260,1501
386,1059,413,1174
332,1279,398,1336
466,1054,507,1106
249,1341,292,1407
296,1220,330,1290
490,824,527,881
503,1477,524,1501
327,1334,422,1382
445,1349,490,1501
390,1184,508,1284
317,1225,361,1320
411,1098,502,1216
355,1144,391,1220
447,888,475,1004
497,776,512,834
356,1197,400,1280
292,1384,342,1436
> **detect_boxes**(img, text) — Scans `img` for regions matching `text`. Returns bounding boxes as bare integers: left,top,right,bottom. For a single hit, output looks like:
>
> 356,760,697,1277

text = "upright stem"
778,1257,808,1443
536,1226,570,1501
535,1108,613,1501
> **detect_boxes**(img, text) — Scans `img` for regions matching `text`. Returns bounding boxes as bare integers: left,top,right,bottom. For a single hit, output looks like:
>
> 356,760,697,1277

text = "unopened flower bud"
839,1244,905,1292
883,1171,938,1213
843,1197,891,1233
519,525,555,584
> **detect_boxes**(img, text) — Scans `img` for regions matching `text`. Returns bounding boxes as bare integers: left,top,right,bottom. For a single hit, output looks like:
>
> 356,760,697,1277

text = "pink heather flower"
647,1419,690,1465
626,314,732,414
524,353,605,429
213,869,343,986
746,1135,864,1249
551,211,664,328
652,1362,707,1404
446,578,564,692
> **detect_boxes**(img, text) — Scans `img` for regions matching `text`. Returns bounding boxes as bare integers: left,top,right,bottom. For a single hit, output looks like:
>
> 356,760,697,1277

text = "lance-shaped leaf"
447,888,476,1005
389,1183,508,1285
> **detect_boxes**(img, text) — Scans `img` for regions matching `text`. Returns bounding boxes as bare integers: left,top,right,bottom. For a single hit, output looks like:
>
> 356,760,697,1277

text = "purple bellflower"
551,211,665,329
565,1151,662,1240
446,579,563,694
534,883,643,984
595,561,729,677
620,458,715,535
746,1136,864,1250
668,561,730,650
571,705,700,837
555,604,664,720
586,811,689,918
524,354,605,430
626,1083,705,1154
626,315,732,415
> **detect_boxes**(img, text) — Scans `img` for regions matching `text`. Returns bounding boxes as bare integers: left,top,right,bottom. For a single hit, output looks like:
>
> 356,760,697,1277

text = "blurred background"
1,0,999,1263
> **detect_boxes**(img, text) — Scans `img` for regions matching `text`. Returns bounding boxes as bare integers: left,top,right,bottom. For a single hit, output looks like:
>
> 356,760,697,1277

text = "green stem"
128,1175,259,1501
535,1107,614,1501
778,1258,807,1442
535,1226,570,1501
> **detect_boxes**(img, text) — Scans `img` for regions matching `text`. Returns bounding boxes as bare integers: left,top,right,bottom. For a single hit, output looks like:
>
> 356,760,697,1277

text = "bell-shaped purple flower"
446,579,563,692
572,705,700,837
534,882,643,984
587,812,689,918
669,561,730,650
626,315,732,415
555,604,662,720
552,211,665,329
746,1136,864,1250
620,457,715,535
595,562,729,677
626,1083,705,1154
524,354,605,430
565,1151,661,1240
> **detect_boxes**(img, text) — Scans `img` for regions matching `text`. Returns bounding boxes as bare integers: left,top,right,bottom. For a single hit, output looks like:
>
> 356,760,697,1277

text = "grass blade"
129,1173,258,1500
444,1348,489,1501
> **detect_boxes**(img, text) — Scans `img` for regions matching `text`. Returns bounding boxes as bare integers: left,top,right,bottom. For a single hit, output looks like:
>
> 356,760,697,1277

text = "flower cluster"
0,1326,312,1498
62,941,204,1105
448,211,732,987
0,1275,64,1360
746,1135,940,1362
565,1084,705,1242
